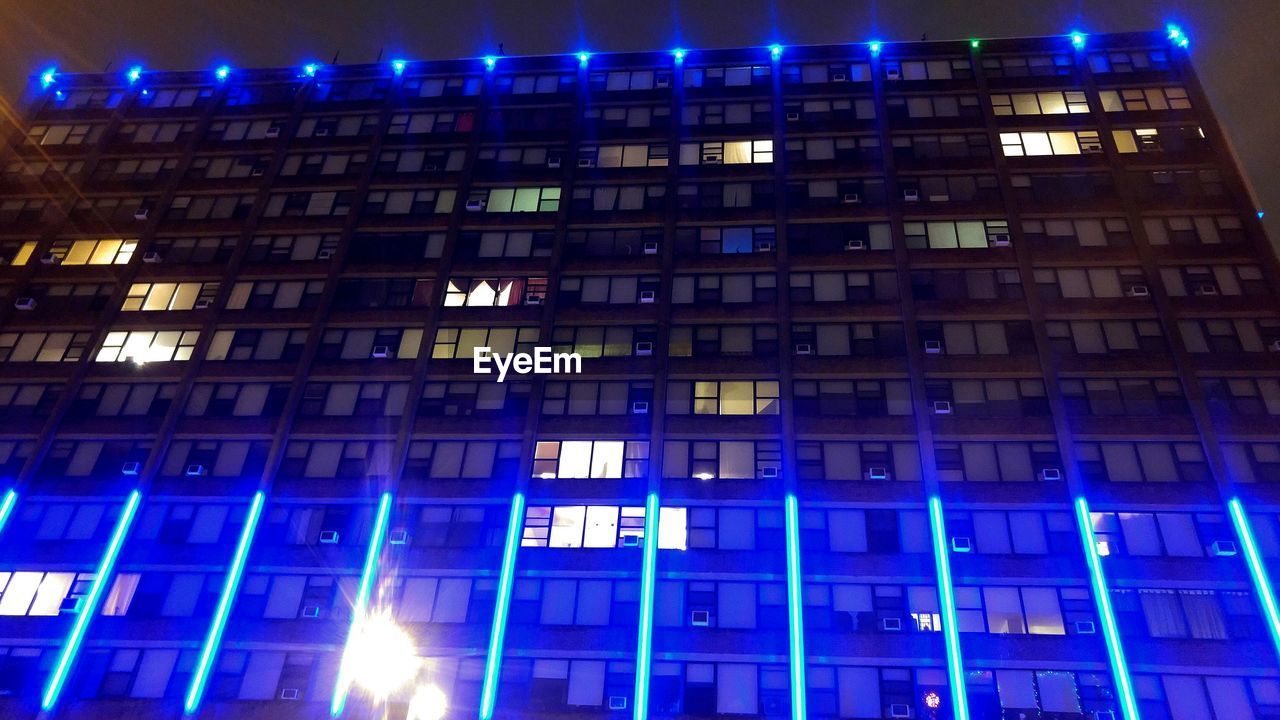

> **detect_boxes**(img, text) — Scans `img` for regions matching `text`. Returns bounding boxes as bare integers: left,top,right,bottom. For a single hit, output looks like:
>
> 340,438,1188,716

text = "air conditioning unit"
134,205,151,221
655,76,671,88
319,530,340,544
832,72,848,82
691,610,711,626
928,194,951,202
889,704,911,718
1270,340,1280,353
40,251,59,265
315,127,331,137
1125,285,1150,297
991,234,1011,247
525,293,544,305
547,157,562,169
122,461,141,475
424,163,439,172
755,240,776,252
924,340,943,354
635,341,654,356
867,466,890,481
903,189,920,202
250,164,266,177
14,297,36,310
886,68,902,80
795,343,813,355
701,152,723,164
279,688,300,700
301,605,321,618
61,596,84,614
643,241,659,255
1211,540,1238,557
317,248,334,260
1194,283,1219,296
389,530,409,545
608,696,628,711
760,466,780,479
185,464,207,477
632,401,649,414
639,290,656,303
621,535,642,547
842,193,861,204
951,536,973,553
265,126,282,138
881,617,902,631
845,239,866,251
371,345,392,358
786,111,801,121
577,158,596,168
143,250,162,263
1039,467,1063,481
933,400,952,414
194,298,212,309
465,199,486,211
1075,620,1097,634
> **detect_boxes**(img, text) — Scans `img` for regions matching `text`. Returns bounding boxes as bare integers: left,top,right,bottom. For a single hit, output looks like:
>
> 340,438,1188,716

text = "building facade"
1,28,1279,720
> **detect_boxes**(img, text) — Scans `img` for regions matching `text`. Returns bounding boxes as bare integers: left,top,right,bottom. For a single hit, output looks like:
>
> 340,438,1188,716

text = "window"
496,72,575,94
794,380,913,417
884,58,971,80
53,238,137,265
185,382,290,418
226,280,327,310
444,277,544,307
903,220,1009,249
0,571,94,616
1144,215,1246,246
592,69,667,91
204,328,309,361
550,326,653,358
387,111,475,134
316,328,423,361
532,441,649,479
1088,49,1171,73
96,330,199,363
1023,218,1131,248
541,381,649,416
982,54,1074,77
26,123,103,146
167,194,256,221
683,64,771,88
1075,441,1209,483
122,282,218,311
664,440,784,481
432,327,539,359
1000,130,1101,156
558,276,658,305
991,91,1089,115
572,185,666,212
579,144,669,168
0,332,91,362
296,114,380,138
521,504,685,549
673,273,777,304
467,187,560,213
462,230,553,259
679,140,773,165
403,440,521,480
666,381,780,415
205,118,286,141
1098,86,1191,112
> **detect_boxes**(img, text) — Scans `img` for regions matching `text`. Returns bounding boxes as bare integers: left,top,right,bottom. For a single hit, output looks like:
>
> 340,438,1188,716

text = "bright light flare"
407,684,448,720
342,611,421,701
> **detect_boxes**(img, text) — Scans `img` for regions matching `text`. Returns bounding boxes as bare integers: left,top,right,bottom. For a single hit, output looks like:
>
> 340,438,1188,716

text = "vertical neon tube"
1228,497,1280,662
185,491,265,713
42,489,142,710
783,493,808,719
928,496,969,720
330,491,393,717
479,492,525,720
632,492,659,720
1075,497,1140,720
0,488,17,535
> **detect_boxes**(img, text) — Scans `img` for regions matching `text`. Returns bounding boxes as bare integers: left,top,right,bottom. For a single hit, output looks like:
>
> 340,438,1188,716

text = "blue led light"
1259,211,1266,219
1071,31,1087,49
1167,24,1189,47
126,65,143,84
672,48,686,62
484,56,497,71
0,489,17,536
40,67,57,89
330,492,393,717
928,497,970,720
577,51,591,65
1229,498,1280,663
479,492,526,720
869,41,882,55
184,492,265,714
215,65,231,81
769,43,783,59
391,59,407,75
42,490,142,711
632,492,660,720
1075,497,1140,720
783,493,808,720
303,63,319,77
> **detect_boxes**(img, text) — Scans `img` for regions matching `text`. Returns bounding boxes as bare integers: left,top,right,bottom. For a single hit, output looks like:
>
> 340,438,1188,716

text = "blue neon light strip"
1228,497,1280,663
1074,497,1141,720
927,496,970,720
42,489,142,710
783,493,808,720
184,491,266,714
632,492,660,720
479,491,526,720
330,491,393,716
0,488,17,535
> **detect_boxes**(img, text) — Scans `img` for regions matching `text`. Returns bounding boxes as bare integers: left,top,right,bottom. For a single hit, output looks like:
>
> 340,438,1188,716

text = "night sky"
2,0,1277,244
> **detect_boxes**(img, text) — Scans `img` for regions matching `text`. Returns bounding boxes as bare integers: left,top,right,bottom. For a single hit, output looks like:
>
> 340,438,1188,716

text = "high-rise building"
0,26,1278,720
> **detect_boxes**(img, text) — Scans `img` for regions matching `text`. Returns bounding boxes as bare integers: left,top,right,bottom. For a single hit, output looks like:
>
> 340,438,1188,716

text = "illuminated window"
1000,131,1100,157
532,440,649,479
521,504,687,549
666,381,780,415
680,140,773,165
1097,86,1191,112
470,187,561,213
432,326,539,359
58,239,137,265
0,571,93,616
991,91,1089,116
3,241,37,266
122,282,215,311
96,330,200,363
444,277,545,307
